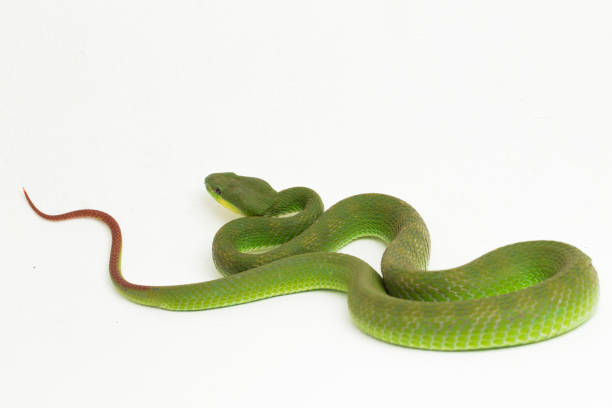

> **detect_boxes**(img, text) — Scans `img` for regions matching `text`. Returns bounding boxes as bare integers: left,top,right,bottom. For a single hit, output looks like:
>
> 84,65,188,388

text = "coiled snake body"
25,173,598,350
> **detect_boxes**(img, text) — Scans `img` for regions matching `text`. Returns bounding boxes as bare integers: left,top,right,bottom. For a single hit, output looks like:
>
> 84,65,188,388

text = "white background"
1,1,611,407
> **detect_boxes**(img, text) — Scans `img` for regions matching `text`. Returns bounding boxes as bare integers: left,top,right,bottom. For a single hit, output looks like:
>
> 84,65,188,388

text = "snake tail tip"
23,187,32,205
23,188,44,217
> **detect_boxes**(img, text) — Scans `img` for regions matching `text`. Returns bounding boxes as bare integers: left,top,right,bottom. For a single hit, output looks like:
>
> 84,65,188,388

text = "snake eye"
215,187,222,195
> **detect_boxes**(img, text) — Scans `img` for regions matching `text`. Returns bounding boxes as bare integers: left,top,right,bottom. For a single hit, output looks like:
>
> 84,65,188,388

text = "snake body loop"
24,173,598,350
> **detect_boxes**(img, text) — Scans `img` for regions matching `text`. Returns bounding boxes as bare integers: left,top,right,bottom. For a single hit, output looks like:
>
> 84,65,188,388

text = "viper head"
205,172,277,216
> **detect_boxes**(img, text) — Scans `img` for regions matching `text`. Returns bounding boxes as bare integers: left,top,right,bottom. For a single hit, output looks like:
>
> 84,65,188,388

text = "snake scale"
24,173,599,350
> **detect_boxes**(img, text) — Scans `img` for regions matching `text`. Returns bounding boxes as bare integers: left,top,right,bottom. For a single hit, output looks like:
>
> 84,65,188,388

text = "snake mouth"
205,185,244,215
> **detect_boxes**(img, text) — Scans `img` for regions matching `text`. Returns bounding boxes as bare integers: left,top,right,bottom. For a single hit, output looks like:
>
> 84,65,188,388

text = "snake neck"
212,187,324,275
212,191,432,284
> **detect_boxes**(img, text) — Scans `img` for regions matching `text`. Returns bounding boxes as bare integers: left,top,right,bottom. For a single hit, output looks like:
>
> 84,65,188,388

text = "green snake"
24,173,599,350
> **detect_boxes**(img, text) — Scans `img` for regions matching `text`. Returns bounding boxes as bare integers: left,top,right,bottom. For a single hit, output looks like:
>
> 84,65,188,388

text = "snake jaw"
213,194,244,214
205,184,244,215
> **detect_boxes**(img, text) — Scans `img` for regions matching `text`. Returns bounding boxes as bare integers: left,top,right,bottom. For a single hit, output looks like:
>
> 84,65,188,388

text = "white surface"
1,1,611,407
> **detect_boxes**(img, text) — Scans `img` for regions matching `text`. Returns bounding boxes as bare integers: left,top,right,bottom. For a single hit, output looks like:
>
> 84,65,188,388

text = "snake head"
205,172,277,216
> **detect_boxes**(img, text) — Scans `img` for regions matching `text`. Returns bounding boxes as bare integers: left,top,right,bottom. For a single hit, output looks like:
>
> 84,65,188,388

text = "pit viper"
24,173,599,350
